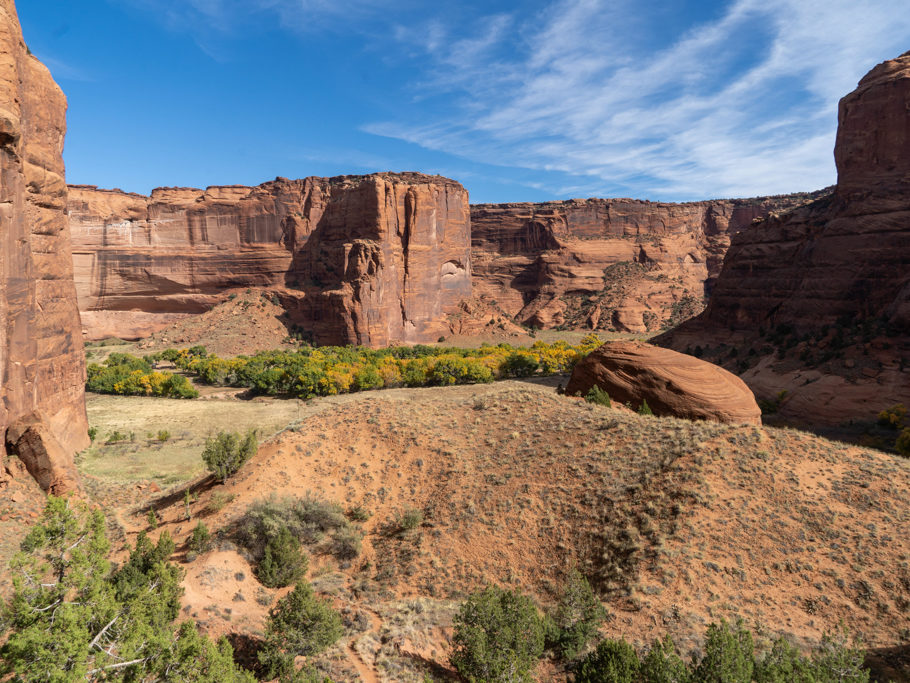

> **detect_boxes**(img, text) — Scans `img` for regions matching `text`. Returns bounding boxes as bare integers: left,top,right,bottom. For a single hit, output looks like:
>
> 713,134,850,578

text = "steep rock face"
70,173,471,346
469,192,822,333
657,51,910,424
565,341,762,425
0,0,87,491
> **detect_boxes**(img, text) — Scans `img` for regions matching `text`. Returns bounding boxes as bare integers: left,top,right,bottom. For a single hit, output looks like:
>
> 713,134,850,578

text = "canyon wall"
70,173,471,346
1,0,86,493
469,192,823,333
71,182,819,342
657,51,910,424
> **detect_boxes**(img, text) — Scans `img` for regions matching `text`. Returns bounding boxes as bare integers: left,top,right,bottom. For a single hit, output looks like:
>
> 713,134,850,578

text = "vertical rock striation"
1,0,86,493
70,173,472,346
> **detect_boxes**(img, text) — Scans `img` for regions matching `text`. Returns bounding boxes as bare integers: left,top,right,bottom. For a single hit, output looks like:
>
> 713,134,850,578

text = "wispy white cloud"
366,0,910,200
37,55,95,83
127,0,392,33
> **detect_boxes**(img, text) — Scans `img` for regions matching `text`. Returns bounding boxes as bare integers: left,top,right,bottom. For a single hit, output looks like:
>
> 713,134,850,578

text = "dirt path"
344,605,383,683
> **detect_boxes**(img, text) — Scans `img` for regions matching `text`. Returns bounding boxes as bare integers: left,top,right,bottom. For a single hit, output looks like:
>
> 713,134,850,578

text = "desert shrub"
202,429,257,483
258,582,343,680
188,521,212,554
346,505,370,522
206,491,235,514
235,495,357,563
574,638,641,683
638,399,654,416
895,427,910,458
550,569,606,661
877,403,906,429
450,585,545,683
88,426,98,442
393,507,424,534
694,620,754,683
330,526,362,561
294,496,352,543
106,430,128,443
157,429,171,442
257,527,308,588
585,385,612,407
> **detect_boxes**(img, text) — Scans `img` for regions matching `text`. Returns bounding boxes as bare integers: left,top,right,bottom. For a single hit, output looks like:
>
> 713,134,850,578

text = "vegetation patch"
86,352,198,398
234,494,364,573
140,335,604,399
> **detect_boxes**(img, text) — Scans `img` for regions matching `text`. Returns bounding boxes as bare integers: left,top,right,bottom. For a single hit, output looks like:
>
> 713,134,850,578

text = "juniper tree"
0,496,253,682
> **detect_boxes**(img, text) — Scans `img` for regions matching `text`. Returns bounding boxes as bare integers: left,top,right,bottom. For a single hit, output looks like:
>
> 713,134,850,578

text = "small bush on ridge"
585,385,612,407
202,429,257,483
188,521,212,555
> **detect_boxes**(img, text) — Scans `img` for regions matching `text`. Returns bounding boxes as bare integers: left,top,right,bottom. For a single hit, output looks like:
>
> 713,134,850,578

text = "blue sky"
17,0,910,204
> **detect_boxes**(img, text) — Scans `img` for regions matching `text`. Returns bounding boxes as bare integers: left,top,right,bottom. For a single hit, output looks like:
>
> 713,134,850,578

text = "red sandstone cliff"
70,173,471,346
1,0,87,493
72,183,819,343
468,193,824,333
657,51,910,424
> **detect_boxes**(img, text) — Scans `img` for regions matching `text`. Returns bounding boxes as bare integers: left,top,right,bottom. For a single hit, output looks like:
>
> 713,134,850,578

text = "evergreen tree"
694,620,754,683
575,638,641,683
551,569,607,660
258,581,343,680
450,585,545,683
257,526,308,588
202,429,258,482
0,496,253,682
640,635,690,683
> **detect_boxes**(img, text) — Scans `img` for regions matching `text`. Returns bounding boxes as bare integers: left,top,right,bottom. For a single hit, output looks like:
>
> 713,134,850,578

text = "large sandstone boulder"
69,173,471,346
566,341,762,425
656,51,910,424
1,0,88,489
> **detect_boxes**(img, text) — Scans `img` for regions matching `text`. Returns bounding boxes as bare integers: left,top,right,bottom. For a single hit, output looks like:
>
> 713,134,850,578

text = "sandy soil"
78,380,910,682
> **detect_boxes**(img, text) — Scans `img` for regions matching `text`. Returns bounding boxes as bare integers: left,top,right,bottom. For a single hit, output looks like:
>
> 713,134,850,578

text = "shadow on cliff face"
275,179,391,347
